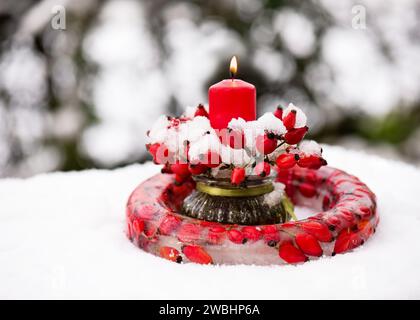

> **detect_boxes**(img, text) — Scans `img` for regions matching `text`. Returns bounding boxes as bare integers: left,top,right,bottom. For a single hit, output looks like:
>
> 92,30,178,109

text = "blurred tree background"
0,0,419,177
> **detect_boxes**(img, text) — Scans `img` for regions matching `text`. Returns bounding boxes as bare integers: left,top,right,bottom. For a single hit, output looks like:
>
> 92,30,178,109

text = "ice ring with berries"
126,165,378,265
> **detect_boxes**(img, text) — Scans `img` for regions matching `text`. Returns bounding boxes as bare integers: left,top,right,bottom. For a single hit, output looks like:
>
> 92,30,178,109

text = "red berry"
160,246,181,263
194,104,208,118
188,163,208,175
298,155,327,170
143,223,157,238
174,174,190,184
182,245,213,264
254,161,271,177
137,205,156,220
295,233,323,257
177,223,201,243
261,225,280,243
256,134,278,155
276,153,298,169
333,229,362,254
242,226,261,242
357,220,374,239
326,215,340,227
282,110,296,130
299,183,316,198
274,106,283,120
231,167,246,185
170,162,190,177
159,215,181,235
132,219,145,236
358,206,372,219
207,226,226,245
228,229,246,244
300,221,332,242
279,242,307,264
284,126,308,145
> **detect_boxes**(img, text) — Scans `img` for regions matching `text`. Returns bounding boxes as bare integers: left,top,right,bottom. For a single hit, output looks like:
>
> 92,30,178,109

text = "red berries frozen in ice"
132,219,145,236
177,223,202,243
300,220,332,242
242,226,261,242
299,183,316,198
160,246,181,263
256,134,278,155
159,215,181,235
333,228,363,255
228,229,246,244
295,233,323,257
231,167,246,185
279,242,307,263
182,245,213,264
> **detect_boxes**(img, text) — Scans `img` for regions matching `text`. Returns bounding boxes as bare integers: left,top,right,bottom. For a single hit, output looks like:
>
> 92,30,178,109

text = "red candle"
209,56,256,129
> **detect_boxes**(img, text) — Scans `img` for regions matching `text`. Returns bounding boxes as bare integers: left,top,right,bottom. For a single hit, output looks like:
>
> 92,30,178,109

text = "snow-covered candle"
208,56,256,129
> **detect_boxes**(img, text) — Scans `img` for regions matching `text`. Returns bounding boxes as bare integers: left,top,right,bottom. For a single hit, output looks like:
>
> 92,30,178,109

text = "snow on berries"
146,102,326,182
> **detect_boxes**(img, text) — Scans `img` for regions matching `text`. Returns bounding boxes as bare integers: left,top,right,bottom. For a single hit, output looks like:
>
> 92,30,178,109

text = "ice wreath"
126,104,378,265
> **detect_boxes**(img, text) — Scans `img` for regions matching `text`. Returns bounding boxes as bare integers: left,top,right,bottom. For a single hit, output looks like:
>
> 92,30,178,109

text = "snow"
299,140,322,156
1,145,420,299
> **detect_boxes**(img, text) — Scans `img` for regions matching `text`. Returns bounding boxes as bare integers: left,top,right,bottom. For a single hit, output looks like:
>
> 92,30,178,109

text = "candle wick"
230,71,235,81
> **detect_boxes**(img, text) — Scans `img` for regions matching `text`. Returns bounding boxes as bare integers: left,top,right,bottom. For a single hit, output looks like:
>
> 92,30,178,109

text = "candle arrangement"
126,57,378,265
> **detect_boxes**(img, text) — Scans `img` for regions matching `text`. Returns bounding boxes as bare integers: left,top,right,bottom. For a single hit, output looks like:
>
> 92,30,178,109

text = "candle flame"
230,56,237,78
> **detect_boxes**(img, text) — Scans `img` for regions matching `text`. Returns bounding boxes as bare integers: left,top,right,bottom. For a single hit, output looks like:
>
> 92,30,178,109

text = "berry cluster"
146,103,326,186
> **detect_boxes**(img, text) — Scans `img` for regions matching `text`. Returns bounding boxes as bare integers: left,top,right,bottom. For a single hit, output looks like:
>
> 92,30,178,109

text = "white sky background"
0,0,420,175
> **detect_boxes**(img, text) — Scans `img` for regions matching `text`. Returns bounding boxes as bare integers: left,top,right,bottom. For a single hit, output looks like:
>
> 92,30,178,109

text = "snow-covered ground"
0,145,419,299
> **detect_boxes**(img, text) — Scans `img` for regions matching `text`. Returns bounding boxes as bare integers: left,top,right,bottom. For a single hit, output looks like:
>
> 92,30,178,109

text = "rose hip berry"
182,245,213,264
177,223,202,243
231,167,246,185
194,104,208,118
256,134,278,155
282,110,297,130
279,242,308,264
284,126,308,145
299,183,316,198
274,105,283,120
160,246,181,263
295,233,323,257
207,226,226,245
300,220,332,242
276,153,298,170
159,215,181,235
228,229,246,244
132,219,145,236
242,226,261,242
170,162,190,177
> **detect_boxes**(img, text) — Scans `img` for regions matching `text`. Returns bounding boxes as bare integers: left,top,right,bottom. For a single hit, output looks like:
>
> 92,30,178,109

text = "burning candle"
208,56,256,129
